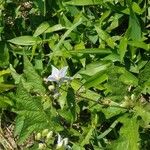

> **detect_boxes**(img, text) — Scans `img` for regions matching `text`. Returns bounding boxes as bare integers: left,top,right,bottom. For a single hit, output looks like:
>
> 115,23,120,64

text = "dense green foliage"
0,0,150,149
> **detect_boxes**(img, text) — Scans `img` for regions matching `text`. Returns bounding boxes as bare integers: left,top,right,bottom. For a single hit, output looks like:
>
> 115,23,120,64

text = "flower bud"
46,131,53,140
131,94,135,100
63,138,68,146
42,129,49,137
38,143,46,149
48,85,55,91
35,133,41,140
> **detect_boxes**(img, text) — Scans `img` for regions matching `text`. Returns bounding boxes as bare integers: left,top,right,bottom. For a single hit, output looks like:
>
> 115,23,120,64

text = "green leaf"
118,116,140,150
109,116,139,150
33,22,50,37
8,36,42,46
45,24,65,33
0,42,9,67
132,2,143,15
14,82,51,143
72,144,85,150
0,83,15,93
128,41,150,51
134,106,150,125
0,69,10,77
0,95,13,108
65,0,103,6
95,26,115,48
10,64,21,84
81,127,94,146
139,62,150,85
119,71,138,86
119,37,128,62
76,60,112,76
128,6,141,40
67,87,76,122
83,71,108,88
54,18,82,51
23,55,46,94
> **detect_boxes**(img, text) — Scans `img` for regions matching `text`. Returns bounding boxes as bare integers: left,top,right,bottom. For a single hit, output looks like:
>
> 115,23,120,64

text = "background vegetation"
0,0,150,149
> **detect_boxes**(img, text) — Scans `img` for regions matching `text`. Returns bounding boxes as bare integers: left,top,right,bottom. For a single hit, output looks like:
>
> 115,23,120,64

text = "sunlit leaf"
33,22,50,37
8,36,42,46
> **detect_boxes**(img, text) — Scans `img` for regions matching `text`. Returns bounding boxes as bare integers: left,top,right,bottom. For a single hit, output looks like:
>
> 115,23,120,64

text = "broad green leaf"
118,116,140,150
103,53,120,62
33,22,50,37
23,56,46,94
128,41,150,51
91,105,125,119
119,71,138,86
119,37,128,62
128,7,141,40
14,82,52,143
108,136,132,150
134,106,150,125
65,0,102,6
83,72,108,88
8,36,42,46
76,60,112,76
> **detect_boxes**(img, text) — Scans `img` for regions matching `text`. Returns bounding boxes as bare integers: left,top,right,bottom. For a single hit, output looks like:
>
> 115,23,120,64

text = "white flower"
46,65,71,83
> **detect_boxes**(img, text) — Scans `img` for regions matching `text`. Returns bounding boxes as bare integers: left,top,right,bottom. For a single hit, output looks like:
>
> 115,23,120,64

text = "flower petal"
59,66,68,78
51,65,60,77
47,75,58,82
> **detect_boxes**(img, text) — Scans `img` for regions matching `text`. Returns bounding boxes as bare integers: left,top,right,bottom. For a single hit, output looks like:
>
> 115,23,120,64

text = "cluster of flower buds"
120,94,135,108
35,130,70,149
19,1,33,19
35,129,53,150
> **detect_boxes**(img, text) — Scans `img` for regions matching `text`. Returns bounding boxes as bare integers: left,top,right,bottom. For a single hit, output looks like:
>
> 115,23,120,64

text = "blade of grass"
54,18,82,51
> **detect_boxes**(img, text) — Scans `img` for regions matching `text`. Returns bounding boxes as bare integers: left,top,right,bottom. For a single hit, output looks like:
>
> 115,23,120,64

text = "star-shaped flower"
46,65,71,83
